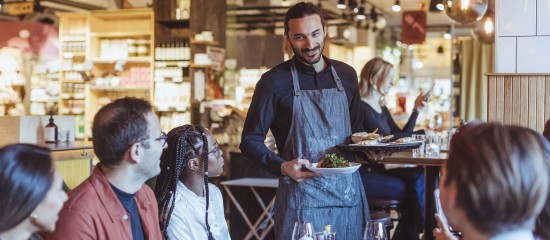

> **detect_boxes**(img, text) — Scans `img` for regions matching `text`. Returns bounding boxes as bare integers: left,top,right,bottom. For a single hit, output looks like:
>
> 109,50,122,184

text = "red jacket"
46,166,162,240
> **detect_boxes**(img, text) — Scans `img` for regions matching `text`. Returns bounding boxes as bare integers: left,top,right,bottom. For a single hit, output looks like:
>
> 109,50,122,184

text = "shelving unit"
152,0,227,130
86,9,155,140
57,12,88,134
58,9,155,140
30,62,60,116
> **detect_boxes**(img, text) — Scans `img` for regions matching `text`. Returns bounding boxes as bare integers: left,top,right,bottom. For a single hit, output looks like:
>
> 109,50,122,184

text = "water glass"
412,134,426,157
293,222,316,240
426,135,442,157
363,219,388,240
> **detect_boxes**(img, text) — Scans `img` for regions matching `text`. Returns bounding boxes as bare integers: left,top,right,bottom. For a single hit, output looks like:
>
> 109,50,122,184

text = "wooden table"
370,151,446,240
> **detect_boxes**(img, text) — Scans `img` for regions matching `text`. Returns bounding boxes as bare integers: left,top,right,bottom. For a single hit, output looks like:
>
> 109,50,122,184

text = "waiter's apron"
274,60,369,239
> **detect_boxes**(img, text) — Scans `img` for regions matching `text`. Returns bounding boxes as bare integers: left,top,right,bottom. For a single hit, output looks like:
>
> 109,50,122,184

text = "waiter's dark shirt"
361,101,422,141
240,56,363,176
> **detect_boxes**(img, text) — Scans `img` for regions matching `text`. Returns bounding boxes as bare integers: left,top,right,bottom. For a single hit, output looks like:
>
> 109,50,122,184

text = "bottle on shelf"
44,110,58,144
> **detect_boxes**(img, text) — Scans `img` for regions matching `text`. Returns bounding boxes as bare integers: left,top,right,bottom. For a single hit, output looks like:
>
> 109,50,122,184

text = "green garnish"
324,154,349,168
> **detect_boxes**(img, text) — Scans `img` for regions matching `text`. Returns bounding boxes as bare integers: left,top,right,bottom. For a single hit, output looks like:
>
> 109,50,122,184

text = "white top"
490,229,534,240
166,181,231,240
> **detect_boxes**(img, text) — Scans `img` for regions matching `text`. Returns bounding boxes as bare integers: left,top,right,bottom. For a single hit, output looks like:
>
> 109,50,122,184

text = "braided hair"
155,124,215,240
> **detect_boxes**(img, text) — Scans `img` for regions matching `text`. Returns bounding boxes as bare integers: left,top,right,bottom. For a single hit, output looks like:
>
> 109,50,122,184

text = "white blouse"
166,181,231,240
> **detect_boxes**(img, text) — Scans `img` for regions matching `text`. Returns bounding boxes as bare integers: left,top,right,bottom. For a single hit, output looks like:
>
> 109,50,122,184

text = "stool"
368,199,402,225
370,211,394,234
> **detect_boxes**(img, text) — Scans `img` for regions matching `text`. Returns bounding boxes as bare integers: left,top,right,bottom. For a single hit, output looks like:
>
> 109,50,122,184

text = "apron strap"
290,59,302,96
328,60,345,92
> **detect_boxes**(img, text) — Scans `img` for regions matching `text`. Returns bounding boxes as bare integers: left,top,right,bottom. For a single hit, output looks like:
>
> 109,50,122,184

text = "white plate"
305,162,361,175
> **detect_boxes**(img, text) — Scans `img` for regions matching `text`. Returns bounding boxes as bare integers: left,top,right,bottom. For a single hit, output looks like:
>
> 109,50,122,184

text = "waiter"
239,2,369,239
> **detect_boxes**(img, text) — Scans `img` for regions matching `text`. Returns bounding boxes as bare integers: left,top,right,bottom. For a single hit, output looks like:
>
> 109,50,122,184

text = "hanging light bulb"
375,16,387,29
370,7,378,22
392,0,401,12
436,2,444,10
349,0,358,12
357,6,366,20
337,0,347,9
471,3,494,44
443,32,452,39
444,0,488,25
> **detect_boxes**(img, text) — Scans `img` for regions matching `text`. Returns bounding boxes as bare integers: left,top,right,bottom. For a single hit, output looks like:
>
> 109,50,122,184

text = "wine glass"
363,219,388,240
292,222,316,240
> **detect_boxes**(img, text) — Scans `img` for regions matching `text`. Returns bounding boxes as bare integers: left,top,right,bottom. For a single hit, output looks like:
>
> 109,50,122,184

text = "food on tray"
351,128,381,143
356,140,382,146
317,154,352,168
379,134,394,143
394,137,415,143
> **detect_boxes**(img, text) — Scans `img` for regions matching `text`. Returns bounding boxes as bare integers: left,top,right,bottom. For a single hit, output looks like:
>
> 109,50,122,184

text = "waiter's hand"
281,159,320,183
363,150,393,163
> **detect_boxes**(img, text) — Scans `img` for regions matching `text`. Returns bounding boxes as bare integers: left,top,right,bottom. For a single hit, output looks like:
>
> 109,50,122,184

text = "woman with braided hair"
155,125,229,240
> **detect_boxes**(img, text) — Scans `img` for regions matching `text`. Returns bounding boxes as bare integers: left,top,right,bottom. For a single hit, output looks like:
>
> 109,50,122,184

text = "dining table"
359,151,447,240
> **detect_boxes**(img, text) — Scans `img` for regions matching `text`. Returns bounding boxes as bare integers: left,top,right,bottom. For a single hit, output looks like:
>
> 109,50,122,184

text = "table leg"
424,166,440,240
223,185,262,239
244,187,275,240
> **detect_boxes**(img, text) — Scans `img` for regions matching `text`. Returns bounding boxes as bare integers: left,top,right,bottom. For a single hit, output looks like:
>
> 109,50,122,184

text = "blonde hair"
359,57,394,98
445,122,549,236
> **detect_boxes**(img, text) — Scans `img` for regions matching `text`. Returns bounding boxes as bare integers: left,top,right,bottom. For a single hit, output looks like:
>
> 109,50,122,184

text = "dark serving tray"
337,141,422,152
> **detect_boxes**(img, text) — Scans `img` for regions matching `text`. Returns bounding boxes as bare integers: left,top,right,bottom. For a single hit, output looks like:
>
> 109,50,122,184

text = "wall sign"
401,11,427,45
2,1,34,16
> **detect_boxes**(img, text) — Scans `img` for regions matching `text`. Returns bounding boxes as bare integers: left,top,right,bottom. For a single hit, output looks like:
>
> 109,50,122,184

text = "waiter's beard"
291,42,325,65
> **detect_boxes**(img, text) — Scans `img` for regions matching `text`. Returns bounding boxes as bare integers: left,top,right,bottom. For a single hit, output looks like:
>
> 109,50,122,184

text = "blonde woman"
359,57,429,240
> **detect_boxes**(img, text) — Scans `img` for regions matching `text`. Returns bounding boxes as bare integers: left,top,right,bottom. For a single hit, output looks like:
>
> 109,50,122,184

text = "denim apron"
273,59,369,239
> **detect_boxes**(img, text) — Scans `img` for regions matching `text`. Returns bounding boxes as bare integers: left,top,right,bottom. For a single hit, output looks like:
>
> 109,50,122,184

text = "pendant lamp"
471,0,494,44
443,0,488,24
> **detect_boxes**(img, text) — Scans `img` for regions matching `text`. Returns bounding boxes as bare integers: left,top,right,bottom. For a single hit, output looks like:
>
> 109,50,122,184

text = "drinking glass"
426,135,442,157
293,222,316,240
412,134,426,157
363,219,388,240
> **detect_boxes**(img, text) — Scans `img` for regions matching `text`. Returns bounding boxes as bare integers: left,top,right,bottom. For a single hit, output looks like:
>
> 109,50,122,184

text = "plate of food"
340,135,422,152
305,154,361,175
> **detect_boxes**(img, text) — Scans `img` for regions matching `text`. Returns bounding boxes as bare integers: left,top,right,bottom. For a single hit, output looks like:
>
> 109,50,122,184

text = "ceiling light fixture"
471,0,494,44
349,0,357,11
436,2,444,10
444,0,488,24
443,32,452,39
375,16,387,29
357,5,366,20
392,0,401,12
337,0,347,9
370,6,378,22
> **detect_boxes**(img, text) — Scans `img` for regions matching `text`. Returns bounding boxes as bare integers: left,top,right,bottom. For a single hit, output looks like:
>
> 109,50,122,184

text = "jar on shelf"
127,39,138,57
136,40,149,57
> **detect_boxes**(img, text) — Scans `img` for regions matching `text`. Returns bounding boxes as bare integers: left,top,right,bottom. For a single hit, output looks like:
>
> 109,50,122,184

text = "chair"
370,211,394,234
368,199,402,228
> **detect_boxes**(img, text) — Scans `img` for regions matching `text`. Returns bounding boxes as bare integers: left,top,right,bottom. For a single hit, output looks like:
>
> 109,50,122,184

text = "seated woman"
0,144,68,240
538,119,550,240
155,125,230,240
359,57,428,240
434,123,548,240
435,122,550,240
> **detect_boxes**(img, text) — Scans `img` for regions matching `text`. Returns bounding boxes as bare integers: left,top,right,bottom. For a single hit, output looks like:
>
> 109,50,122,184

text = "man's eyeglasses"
128,132,168,150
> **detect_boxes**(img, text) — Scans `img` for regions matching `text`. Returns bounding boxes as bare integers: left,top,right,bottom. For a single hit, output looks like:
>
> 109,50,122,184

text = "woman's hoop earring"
30,212,39,220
